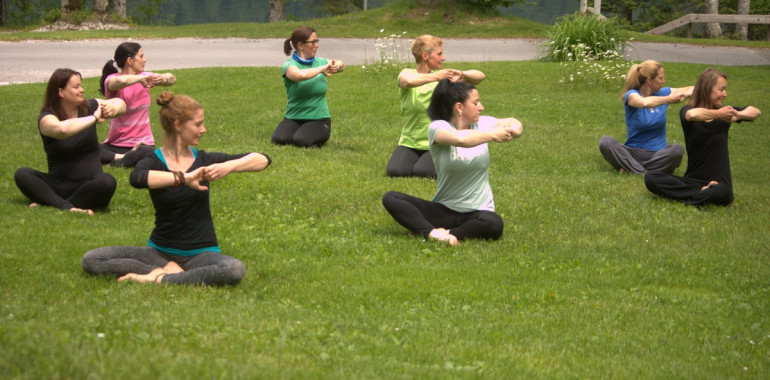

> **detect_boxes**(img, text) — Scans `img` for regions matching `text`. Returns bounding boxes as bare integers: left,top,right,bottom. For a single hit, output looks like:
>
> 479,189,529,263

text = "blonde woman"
386,34,485,178
599,60,693,174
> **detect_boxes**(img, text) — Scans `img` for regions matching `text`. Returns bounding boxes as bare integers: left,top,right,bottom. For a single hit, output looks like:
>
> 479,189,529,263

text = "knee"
670,143,684,157
598,136,615,151
81,249,100,274
14,167,33,184
479,212,504,240
382,191,399,208
224,259,246,284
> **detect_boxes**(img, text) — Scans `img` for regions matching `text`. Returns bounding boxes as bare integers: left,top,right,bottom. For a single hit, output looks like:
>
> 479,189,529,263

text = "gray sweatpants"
599,136,683,174
82,246,245,286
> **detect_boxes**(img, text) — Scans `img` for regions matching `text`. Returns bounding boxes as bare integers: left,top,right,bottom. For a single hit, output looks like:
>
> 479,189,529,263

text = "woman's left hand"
202,162,233,182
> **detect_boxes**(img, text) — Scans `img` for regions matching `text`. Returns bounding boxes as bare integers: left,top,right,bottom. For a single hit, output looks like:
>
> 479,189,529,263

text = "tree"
1,0,5,26
114,0,126,19
736,0,750,40
93,0,108,14
269,0,285,22
705,0,723,37
62,0,81,12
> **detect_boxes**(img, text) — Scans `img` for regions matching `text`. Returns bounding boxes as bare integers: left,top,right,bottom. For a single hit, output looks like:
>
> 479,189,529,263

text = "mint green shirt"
282,57,330,120
428,116,496,213
398,68,438,150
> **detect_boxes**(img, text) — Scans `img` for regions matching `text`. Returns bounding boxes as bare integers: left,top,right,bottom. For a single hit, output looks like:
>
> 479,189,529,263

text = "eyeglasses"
303,39,320,45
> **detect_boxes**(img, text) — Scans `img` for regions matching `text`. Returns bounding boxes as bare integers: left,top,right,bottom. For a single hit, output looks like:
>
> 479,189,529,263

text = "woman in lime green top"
386,35,485,178
272,27,344,148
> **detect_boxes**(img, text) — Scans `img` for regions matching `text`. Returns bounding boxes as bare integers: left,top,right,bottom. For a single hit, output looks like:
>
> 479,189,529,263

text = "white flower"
380,29,384,33
97,333,105,339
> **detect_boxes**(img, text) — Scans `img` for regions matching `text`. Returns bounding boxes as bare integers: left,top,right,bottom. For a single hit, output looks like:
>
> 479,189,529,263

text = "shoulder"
624,89,640,103
655,87,672,96
429,119,452,133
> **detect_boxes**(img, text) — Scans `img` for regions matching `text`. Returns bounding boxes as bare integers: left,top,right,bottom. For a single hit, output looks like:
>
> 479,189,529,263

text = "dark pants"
386,146,436,178
644,170,734,206
272,118,331,148
82,245,245,286
382,191,503,240
599,136,683,174
99,143,155,167
14,167,116,210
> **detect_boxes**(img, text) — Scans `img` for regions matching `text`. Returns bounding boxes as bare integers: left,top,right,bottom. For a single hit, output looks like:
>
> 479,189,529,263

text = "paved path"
1,38,768,85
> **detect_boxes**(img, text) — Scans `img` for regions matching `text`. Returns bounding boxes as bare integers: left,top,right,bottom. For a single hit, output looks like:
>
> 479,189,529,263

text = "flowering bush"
557,41,633,86
362,29,412,74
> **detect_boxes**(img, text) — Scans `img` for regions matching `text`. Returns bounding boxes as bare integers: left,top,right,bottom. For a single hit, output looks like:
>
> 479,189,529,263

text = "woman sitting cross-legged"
382,79,522,246
82,91,272,285
644,68,761,207
14,68,126,215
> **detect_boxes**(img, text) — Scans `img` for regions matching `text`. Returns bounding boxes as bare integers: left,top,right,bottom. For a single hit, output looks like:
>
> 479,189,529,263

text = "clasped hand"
181,164,232,191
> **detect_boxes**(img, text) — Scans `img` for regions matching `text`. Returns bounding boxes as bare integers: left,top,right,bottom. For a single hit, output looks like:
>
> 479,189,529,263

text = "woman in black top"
82,91,271,285
644,68,761,206
14,68,126,215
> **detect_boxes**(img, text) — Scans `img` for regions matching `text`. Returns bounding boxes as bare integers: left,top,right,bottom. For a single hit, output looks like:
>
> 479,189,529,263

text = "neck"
416,62,431,74
451,117,468,130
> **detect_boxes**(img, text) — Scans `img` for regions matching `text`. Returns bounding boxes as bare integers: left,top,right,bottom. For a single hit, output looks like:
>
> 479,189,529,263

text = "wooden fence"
646,14,770,41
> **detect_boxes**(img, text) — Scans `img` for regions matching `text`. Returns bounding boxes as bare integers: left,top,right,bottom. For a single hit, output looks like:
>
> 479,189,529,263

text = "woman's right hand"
184,167,209,191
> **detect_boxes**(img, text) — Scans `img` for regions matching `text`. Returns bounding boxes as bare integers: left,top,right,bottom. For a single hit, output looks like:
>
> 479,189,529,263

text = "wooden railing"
646,14,770,41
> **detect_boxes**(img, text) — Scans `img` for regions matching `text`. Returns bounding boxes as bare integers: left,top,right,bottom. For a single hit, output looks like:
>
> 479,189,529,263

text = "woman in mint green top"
382,79,522,246
387,34,485,178
272,27,344,148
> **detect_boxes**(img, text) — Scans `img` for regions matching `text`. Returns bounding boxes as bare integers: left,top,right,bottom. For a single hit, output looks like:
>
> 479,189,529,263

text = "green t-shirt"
282,57,330,120
398,68,438,150
428,116,496,213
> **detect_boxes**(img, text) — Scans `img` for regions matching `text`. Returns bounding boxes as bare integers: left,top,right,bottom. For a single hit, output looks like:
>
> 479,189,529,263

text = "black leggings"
644,170,734,206
386,146,436,178
382,191,504,241
272,118,331,148
14,167,116,210
82,246,245,286
99,143,155,167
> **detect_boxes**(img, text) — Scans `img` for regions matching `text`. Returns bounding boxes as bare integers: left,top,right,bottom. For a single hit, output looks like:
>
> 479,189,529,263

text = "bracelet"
172,171,185,188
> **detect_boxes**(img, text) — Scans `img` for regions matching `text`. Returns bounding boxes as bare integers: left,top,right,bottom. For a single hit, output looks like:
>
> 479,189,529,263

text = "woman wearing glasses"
272,27,344,148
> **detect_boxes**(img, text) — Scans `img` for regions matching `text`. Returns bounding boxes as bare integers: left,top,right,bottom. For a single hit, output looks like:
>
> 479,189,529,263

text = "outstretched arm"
39,98,126,139
433,119,522,148
203,153,271,182
398,69,460,89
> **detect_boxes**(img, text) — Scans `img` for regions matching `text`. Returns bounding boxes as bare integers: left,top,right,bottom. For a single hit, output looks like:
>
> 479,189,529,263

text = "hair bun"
156,91,174,106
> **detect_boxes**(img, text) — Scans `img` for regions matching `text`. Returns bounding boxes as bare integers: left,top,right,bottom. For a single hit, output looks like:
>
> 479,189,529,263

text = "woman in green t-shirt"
386,34,485,178
272,27,344,148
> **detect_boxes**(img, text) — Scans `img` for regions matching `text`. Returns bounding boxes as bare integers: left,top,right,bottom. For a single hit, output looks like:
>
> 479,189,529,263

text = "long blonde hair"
620,60,662,100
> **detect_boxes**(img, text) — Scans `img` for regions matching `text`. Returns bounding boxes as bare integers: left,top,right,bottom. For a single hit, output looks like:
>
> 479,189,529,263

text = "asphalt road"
1,37,768,85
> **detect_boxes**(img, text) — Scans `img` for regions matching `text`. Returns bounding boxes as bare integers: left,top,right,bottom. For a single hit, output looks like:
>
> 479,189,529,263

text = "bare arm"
398,69,459,89
433,119,521,148
626,91,686,109
735,106,761,122
38,98,126,139
285,64,334,82
203,153,271,182
458,70,485,85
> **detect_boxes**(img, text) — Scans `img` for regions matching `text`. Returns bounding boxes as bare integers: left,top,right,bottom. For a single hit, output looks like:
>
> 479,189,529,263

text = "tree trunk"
593,0,601,15
114,0,127,19
1,0,5,26
580,0,587,14
62,0,81,12
268,0,285,23
93,0,108,15
705,0,722,38
737,0,750,40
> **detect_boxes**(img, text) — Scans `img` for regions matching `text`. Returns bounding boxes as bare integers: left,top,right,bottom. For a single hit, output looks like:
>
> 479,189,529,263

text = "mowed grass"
0,61,769,379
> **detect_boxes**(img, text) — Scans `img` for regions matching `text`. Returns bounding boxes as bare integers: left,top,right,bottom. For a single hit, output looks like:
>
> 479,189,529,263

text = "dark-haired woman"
272,27,344,148
82,91,271,285
645,68,761,206
599,60,693,174
382,79,522,246
99,41,176,167
387,34,485,178
14,68,126,215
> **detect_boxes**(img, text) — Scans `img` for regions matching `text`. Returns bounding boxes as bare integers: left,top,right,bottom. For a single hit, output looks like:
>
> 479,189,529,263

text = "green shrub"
539,12,629,63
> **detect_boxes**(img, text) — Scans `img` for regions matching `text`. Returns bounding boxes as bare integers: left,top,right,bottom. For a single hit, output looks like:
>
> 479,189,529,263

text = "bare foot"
29,202,40,208
118,270,164,283
163,261,184,274
428,228,460,246
69,207,94,216
619,168,625,174
701,181,719,191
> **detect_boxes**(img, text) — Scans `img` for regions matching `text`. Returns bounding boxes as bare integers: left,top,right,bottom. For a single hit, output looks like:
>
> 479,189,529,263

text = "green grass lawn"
1,56,769,378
